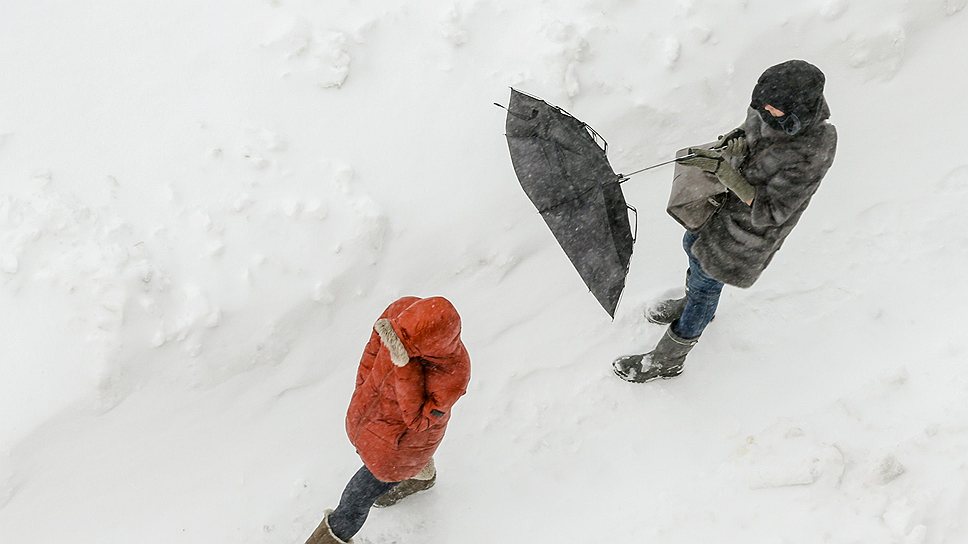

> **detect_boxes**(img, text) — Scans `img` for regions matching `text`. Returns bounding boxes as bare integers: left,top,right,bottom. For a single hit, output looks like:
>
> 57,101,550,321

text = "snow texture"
1,1,968,543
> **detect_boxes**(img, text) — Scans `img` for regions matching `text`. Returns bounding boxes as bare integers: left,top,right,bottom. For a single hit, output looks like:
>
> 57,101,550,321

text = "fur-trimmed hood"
374,318,409,367
374,297,463,368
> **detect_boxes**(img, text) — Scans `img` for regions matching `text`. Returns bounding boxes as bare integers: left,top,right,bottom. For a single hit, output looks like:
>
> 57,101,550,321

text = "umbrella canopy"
503,88,634,318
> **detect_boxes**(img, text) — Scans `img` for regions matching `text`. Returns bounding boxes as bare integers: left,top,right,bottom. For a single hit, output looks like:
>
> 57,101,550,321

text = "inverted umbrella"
502,88,636,317
501,89,700,318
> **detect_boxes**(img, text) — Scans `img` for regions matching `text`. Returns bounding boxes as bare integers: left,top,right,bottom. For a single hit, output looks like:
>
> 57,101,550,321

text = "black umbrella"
501,88,636,318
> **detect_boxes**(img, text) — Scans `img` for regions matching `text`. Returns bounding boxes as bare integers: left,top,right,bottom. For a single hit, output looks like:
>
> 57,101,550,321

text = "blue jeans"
328,466,399,541
672,231,724,340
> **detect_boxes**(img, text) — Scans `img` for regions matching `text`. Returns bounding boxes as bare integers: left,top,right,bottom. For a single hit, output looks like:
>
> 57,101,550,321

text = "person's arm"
748,165,817,227
744,140,834,227
392,361,428,430
391,356,469,433
355,331,382,387
715,161,756,206
418,359,470,427
681,146,756,205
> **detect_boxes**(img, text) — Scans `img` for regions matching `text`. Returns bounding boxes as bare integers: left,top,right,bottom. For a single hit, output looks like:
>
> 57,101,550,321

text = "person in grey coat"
614,59,838,383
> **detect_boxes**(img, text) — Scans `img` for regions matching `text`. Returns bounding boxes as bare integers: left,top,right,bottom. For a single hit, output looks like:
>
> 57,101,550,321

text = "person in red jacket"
305,296,471,544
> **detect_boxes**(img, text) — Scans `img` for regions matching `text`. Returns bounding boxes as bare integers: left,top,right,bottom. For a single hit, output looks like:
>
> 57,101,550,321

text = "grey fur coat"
691,102,838,287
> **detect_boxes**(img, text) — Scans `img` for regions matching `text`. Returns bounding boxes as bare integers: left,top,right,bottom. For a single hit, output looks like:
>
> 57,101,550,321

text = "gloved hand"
715,127,746,148
678,147,723,173
722,136,747,160
680,137,746,168
680,148,757,204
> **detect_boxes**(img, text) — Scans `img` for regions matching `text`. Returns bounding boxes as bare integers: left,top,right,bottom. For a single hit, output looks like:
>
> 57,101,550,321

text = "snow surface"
2,1,968,542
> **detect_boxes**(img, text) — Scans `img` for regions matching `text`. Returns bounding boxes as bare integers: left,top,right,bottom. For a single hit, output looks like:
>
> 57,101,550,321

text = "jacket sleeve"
748,125,837,228
394,358,470,433
418,360,470,428
749,164,820,228
392,361,428,430
355,330,382,387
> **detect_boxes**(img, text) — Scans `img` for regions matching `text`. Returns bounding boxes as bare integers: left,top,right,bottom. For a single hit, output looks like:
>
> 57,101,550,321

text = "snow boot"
305,510,352,544
646,296,687,325
373,472,436,508
646,270,689,325
613,326,698,383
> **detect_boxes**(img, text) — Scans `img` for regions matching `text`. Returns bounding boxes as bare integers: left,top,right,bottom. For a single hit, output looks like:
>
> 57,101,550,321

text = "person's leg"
646,232,700,326
645,267,690,325
682,229,698,252
613,232,717,383
327,466,399,541
673,232,724,339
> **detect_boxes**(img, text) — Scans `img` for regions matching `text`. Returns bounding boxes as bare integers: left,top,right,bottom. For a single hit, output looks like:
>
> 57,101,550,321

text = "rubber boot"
613,326,698,383
646,270,690,325
305,510,352,544
646,296,686,325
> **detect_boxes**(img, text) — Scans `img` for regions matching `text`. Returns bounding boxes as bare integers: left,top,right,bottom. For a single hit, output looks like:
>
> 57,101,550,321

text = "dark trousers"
672,231,725,339
328,466,399,541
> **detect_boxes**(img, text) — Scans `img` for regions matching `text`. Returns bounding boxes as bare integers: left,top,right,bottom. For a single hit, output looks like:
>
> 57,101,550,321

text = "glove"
678,147,723,173
722,136,747,160
680,147,757,204
680,137,747,169
715,128,746,148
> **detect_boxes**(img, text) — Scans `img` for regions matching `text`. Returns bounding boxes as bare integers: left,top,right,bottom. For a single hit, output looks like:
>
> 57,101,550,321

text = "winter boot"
645,296,687,325
613,326,698,383
646,270,690,325
305,510,352,544
373,465,436,508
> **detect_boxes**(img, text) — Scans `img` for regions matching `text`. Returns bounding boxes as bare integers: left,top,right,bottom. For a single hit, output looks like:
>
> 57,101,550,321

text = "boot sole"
612,359,682,383
613,367,682,383
646,315,676,325
646,314,714,326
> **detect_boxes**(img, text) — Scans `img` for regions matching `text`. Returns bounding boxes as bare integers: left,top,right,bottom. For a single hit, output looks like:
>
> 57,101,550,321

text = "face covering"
760,109,802,136
751,60,826,137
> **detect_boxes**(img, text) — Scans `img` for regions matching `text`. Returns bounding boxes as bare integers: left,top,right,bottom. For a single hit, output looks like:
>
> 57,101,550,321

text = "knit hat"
751,60,826,135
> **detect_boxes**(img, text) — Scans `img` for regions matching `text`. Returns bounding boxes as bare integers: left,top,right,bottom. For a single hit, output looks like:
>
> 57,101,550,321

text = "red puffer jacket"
345,296,471,483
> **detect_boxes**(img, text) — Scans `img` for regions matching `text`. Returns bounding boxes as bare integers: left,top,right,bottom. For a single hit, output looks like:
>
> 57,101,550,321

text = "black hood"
751,60,826,136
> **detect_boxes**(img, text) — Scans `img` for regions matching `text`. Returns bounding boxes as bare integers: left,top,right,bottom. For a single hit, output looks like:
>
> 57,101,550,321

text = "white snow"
2,1,968,543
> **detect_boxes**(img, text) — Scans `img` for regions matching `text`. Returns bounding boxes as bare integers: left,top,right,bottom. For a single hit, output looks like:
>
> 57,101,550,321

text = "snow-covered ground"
2,1,967,542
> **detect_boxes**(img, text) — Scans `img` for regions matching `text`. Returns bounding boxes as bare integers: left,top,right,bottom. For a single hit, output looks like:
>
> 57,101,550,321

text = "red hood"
388,297,462,364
